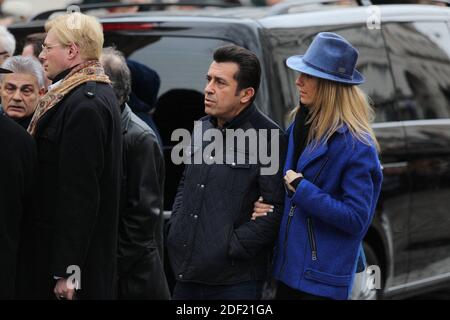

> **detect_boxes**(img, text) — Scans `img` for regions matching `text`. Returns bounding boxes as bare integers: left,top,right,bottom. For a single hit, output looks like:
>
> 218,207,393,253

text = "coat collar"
208,104,256,129
285,123,348,173
121,103,133,134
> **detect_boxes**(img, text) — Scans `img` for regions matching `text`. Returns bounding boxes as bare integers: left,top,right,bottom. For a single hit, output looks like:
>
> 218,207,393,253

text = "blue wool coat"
273,123,382,300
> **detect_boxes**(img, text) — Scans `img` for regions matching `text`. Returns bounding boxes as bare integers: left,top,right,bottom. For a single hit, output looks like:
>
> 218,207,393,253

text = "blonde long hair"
291,77,380,151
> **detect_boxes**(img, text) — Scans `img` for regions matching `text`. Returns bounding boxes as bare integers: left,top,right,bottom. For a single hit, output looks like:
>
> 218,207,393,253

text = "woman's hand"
284,170,303,192
251,197,274,220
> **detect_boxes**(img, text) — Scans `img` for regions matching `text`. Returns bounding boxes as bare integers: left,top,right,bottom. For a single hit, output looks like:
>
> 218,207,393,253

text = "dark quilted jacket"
167,105,286,285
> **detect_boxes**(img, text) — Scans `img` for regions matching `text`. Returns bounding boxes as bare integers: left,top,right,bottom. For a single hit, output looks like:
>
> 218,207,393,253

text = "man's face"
204,61,247,125
39,30,70,80
1,73,44,119
22,44,35,58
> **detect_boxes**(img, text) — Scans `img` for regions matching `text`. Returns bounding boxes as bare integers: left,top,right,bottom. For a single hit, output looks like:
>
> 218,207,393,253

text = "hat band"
303,58,353,80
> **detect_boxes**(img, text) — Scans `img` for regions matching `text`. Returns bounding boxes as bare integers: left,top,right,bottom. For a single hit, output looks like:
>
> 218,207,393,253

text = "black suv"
9,1,450,299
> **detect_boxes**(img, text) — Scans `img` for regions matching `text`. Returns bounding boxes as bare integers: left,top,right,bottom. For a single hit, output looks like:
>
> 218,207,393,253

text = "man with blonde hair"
20,12,122,300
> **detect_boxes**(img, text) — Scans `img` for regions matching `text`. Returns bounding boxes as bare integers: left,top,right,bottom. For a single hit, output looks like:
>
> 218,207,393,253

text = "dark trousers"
275,282,330,300
173,280,263,300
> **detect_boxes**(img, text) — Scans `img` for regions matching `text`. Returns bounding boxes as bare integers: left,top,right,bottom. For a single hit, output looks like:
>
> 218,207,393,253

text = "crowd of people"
0,12,169,300
0,10,382,300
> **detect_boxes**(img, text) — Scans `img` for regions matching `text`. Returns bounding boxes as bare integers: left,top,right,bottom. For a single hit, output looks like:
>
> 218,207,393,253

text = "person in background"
21,33,45,61
0,66,37,297
0,26,15,64
0,56,46,129
0,0,30,26
21,33,52,89
126,59,162,144
101,47,170,300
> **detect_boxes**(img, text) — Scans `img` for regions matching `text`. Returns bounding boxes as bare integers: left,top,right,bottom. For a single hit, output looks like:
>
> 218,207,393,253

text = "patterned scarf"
28,60,110,136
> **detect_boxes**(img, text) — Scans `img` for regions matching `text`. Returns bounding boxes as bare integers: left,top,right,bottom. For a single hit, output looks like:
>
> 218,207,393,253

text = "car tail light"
102,22,158,31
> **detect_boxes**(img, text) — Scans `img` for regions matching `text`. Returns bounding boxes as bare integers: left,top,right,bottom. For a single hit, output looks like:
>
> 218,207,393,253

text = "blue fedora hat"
286,32,364,85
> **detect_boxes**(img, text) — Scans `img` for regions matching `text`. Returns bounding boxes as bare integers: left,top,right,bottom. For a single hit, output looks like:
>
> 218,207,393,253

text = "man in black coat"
0,112,36,299
167,45,286,299
20,13,122,300
101,47,170,300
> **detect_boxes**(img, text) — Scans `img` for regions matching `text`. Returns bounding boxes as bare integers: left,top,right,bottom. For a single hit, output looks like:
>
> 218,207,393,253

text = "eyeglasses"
41,43,62,53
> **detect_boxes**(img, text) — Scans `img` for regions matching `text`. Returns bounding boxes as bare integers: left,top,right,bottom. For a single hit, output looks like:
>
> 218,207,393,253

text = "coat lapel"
285,123,348,174
297,141,328,172
284,122,329,174
283,122,296,174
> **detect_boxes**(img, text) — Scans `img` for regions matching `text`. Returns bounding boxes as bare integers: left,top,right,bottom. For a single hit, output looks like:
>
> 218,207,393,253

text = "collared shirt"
47,66,78,91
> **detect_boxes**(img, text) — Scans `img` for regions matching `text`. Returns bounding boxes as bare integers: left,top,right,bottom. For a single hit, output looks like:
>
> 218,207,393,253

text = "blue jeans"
172,280,264,300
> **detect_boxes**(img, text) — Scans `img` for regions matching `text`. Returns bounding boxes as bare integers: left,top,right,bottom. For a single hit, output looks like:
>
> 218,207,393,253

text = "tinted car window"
105,35,234,97
104,35,233,210
383,22,450,120
336,27,397,123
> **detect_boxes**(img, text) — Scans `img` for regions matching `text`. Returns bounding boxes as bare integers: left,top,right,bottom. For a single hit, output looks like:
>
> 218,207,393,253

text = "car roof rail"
30,0,242,21
268,0,372,16
427,0,450,6
370,0,449,6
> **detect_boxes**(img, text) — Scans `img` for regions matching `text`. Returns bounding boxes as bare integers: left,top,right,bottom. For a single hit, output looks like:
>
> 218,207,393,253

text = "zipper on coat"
306,157,329,262
280,157,329,274
279,204,296,276
307,217,318,261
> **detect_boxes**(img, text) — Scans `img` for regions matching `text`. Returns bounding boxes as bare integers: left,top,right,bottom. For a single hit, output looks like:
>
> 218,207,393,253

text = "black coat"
0,106,33,130
0,115,36,299
167,105,286,285
117,104,169,299
18,81,122,299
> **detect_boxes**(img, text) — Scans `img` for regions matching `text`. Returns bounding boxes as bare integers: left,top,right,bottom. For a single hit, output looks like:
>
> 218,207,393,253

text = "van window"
105,35,234,98
383,22,450,120
335,27,397,123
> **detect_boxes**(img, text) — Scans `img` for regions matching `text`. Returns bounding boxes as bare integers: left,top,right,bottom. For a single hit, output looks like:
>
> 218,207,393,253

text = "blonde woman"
254,32,382,299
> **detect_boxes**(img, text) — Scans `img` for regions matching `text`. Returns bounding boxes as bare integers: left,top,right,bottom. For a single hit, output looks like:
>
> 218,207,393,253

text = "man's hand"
54,278,76,300
284,170,303,192
251,196,274,220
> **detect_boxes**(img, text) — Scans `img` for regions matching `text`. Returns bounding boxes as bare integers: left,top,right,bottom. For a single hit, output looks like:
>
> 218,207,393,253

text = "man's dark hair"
213,45,261,104
24,33,46,57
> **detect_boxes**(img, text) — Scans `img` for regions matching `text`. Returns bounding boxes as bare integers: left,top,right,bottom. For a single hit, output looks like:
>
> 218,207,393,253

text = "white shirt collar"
47,79,63,92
